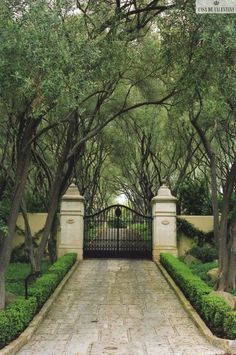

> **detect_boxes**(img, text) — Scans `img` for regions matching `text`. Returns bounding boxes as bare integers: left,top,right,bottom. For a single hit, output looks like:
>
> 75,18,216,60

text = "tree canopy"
0,0,235,308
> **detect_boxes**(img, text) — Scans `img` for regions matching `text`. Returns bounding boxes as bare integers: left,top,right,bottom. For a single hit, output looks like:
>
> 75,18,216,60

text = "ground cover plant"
6,261,50,297
0,253,77,349
186,253,236,297
160,253,236,339
189,261,218,287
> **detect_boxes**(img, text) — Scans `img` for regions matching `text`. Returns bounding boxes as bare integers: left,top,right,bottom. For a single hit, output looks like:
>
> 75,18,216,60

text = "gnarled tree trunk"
217,161,236,290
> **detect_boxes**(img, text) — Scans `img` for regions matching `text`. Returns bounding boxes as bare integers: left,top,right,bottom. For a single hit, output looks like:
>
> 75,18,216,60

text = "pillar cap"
151,184,177,204
62,183,85,201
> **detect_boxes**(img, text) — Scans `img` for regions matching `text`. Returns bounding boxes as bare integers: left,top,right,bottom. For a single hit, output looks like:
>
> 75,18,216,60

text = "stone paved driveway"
17,260,225,355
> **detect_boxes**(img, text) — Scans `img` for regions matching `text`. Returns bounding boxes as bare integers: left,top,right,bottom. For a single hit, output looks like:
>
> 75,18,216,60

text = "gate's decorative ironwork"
84,204,152,259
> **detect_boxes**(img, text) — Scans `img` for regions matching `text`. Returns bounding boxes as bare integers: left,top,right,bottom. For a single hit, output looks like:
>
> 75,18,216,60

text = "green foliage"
29,253,76,308
160,253,233,338
107,218,127,228
130,223,151,241
10,230,43,263
224,312,236,339
10,244,31,264
6,261,50,296
201,294,230,331
177,218,215,246
1,253,76,349
46,253,77,278
29,273,60,307
24,190,46,213
0,198,9,237
188,245,217,263
189,261,218,286
178,179,212,215
160,253,211,310
0,297,37,349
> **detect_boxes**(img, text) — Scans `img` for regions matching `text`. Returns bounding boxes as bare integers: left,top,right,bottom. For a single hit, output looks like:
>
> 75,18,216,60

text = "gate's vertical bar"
117,210,119,253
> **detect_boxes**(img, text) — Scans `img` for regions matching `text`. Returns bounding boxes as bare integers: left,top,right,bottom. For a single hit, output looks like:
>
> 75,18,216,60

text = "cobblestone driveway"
17,260,224,355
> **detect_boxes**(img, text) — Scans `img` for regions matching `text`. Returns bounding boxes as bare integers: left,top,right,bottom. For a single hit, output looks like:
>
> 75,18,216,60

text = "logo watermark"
196,0,236,13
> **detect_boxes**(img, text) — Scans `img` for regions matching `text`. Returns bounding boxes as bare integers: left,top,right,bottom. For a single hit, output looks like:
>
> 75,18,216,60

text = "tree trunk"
34,180,62,271
190,117,219,244
21,201,37,273
218,219,236,291
48,213,58,264
217,161,236,290
0,150,31,308
209,154,220,245
0,270,5,310
226,215,236,290
0,116,39,308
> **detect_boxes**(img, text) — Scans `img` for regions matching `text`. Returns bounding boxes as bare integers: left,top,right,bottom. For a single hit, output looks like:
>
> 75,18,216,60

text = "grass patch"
6,261,50,296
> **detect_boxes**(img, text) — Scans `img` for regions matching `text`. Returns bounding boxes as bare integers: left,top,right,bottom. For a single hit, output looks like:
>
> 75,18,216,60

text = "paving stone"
89,341,146,355
16,260,224,355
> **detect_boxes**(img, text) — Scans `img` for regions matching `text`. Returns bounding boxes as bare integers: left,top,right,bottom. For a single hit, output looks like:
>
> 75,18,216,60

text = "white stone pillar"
151,184,178,260
58,183,85,260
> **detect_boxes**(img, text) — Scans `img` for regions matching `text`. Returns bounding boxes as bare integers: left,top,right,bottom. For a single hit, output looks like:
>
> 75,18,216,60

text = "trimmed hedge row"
29,253,77,308
0,253,77,349
0,297,37,349
224,311,236,339
160,253,236,339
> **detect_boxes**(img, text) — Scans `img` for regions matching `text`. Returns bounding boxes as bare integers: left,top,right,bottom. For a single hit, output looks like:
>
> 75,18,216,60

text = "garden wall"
177,215,214,256
13,213,48,247
12,213,214,257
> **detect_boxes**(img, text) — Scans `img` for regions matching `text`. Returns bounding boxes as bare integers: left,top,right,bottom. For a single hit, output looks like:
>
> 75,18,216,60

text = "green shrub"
6,261,50,296
130,223,151,241
107,218,127,228
188,245,218,263
189,261,218,287
0,253,77,349
160,253,211,311
29,273,60,308
224,311,236,339
201,294,230,330
177,179,212,215
29,253,76,308
160,253,233,339
0,297,37,348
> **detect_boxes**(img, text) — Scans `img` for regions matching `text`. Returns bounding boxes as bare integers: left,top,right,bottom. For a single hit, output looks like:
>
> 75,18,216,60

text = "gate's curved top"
84,204,152,259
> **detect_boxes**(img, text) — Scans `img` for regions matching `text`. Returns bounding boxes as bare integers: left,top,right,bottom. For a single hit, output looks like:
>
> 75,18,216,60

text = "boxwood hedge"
224,311,236,339
0,253,77,349
160,253,235,339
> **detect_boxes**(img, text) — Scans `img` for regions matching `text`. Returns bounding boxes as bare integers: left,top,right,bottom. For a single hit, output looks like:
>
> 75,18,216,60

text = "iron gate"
84,204,152,258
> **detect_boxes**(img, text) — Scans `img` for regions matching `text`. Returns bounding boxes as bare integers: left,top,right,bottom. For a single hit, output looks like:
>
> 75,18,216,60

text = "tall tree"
159,1,236,290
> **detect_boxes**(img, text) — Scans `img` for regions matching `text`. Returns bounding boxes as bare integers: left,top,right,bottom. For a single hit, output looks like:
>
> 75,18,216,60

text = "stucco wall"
13,213,48,248
12,213,214,257
177,215,214,256
178,215,214,232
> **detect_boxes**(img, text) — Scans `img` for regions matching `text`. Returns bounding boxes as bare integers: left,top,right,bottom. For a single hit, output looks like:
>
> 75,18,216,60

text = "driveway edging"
0,260,80,355
155,260,236,354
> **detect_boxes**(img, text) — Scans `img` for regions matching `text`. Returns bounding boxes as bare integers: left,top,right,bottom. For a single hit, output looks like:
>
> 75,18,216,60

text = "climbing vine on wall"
177,218,214,246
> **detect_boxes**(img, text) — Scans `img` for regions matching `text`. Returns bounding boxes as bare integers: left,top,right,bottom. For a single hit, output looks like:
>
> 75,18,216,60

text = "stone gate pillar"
58,182,85,260
151,184,178,260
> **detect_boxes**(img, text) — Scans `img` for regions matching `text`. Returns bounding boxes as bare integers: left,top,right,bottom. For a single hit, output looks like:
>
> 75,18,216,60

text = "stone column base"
57,245,83,260
153,245,178,261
